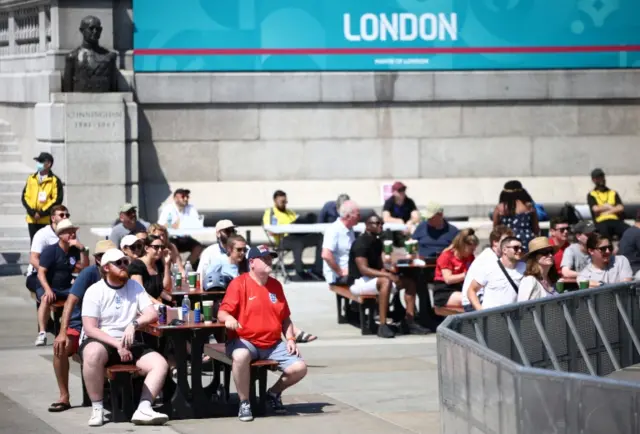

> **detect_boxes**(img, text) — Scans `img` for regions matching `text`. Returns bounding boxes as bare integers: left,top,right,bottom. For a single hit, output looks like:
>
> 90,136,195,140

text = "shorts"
226,338,303,371
35,286,70,303
350,277,397,296
67,328,81,355
170,236,202,253
433,282,461,308
462,295,482,313
26,274,38,293
79,338,155,367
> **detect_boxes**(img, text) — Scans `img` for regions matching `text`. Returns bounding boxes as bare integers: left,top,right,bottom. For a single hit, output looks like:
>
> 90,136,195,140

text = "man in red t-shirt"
548,217,570,272
218,245,307,422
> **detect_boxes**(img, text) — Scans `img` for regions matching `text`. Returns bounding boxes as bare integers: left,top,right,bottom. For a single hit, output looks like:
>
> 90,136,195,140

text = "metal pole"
562,304,596,376
615,293,640,358
532,309,562,371
506,315,531,367
587,298,621,372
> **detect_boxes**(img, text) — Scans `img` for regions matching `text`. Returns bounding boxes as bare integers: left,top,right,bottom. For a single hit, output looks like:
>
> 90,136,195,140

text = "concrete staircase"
0,120,32,276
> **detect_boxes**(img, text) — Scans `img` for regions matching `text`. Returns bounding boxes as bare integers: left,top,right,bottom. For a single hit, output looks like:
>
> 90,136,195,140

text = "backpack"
559,202,584,226
533,202,549,222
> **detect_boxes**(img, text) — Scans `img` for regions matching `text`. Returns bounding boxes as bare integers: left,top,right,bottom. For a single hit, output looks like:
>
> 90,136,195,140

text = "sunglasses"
537,248,555,257
507,245,523,252
368,221,383,226
233,247,247,253
56,213,70,218
596,245,613,253
110,258,130,268
554,227,569,233
148,244,164,250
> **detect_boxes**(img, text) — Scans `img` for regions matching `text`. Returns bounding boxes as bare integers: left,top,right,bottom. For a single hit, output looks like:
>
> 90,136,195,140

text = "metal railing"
437,282,640,434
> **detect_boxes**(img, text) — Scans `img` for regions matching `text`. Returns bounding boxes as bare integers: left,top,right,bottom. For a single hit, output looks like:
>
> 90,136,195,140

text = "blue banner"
133,0,640,71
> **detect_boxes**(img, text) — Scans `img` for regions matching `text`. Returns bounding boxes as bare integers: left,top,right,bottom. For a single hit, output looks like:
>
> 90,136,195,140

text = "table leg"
189,330,215,418
168,334,194,419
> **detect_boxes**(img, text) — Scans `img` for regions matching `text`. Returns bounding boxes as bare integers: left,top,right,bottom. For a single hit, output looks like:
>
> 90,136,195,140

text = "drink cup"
556,280,565,293
203,301,214,324
404,240,412,255
188,271,197,288
175,273,182,289
579,280,589,290
383,240,393,255
410,240,418,254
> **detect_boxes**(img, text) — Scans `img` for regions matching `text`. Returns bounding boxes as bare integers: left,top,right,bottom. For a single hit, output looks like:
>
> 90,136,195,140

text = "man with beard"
79,249,169,427
197,219,240,284
587,168,629,240
218,245,308,421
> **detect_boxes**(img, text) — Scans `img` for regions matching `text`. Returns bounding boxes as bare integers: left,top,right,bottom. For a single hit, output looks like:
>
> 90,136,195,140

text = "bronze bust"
62,16,118,93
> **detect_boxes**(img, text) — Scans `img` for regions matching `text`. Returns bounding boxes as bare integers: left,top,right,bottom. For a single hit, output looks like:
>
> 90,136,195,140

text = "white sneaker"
131,408,169,425
35,332,46,346
88,407,105,427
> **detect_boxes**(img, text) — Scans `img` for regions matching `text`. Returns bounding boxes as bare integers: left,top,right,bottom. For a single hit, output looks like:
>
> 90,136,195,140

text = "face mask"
35,162,45,172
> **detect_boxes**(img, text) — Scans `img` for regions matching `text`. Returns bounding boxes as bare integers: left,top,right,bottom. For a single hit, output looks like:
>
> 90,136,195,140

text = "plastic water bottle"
185,261,192,276
166,213,173,227
171,263,178,289
270,213,277,225
181,295,191,323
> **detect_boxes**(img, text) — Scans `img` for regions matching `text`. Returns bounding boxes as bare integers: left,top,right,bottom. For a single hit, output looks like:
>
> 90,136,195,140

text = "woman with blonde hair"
518,237,560,302
149,223,185,276
433,228,479,309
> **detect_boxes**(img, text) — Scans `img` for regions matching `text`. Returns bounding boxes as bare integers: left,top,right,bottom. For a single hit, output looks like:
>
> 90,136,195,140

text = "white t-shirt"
475,260,526,309
517,276,558,302
322,219,355,283
81,279,153,339
578,255,633,284
461,247,498,307
27,225,59,275
158,203,201,229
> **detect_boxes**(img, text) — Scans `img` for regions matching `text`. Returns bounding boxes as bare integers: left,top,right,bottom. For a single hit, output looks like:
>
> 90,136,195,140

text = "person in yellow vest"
587,168,629,240
22,152,64,243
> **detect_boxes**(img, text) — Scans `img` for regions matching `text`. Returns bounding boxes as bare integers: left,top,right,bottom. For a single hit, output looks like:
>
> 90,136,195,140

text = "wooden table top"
144,321,226,336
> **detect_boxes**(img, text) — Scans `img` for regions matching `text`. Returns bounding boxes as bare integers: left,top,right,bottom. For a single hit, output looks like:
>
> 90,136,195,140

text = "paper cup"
188,271,197,288
383,240,393,254
203,300,214,324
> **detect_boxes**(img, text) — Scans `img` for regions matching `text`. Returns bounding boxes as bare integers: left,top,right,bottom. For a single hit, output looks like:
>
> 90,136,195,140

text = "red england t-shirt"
549,238,569,273
219,273,291,349
434,249,475,282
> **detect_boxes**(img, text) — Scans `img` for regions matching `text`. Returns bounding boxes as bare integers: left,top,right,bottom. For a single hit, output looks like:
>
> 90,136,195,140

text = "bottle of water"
171,263,178,289
270,213,277,226
181,295,191,323
185,261,192,275
167,212,173,227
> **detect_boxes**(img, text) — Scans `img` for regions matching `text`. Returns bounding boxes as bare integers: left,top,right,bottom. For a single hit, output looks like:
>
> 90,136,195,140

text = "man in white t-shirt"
80,249,168,427
158,188,203,267
321,200,359,284
26,204,70,292
461,225,514,312
197,219,239,284
467,236,526,310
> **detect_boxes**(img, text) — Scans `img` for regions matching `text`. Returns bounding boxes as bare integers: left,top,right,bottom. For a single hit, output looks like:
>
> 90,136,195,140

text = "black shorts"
79,338,156,367
170,236,202,253
433,282,462,307
26,274,38,293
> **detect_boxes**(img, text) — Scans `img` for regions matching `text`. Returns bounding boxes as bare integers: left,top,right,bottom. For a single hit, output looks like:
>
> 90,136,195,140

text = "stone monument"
35,16,138,238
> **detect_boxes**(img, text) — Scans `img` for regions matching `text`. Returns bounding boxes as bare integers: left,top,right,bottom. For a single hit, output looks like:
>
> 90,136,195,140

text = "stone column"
34,93,139,231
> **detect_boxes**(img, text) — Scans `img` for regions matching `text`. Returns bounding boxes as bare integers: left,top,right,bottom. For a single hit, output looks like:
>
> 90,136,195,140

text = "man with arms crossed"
467,236,525,310
49,240,116,412
321,200,359,284
218,245,308,422
80,249,169,427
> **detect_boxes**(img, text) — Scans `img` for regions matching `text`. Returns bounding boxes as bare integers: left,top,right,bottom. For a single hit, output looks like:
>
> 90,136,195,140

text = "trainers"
35,332,47,346
238,400,253,422
131,408,169,425
266,389,287,414
377,324,395,339
88,407,105,427
404,319,430,335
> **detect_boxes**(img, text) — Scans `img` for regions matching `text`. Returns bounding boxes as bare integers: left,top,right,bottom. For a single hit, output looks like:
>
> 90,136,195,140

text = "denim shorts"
226,338,303,371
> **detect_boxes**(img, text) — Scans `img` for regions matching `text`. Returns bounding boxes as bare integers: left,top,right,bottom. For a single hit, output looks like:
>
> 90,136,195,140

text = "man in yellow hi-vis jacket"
22,152,64,242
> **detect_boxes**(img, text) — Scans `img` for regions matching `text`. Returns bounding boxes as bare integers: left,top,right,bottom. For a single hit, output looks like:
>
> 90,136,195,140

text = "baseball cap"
100,249,126,266
120,234,139,249
174,188,191,196
423,202,444,219
215,219,235,232
119,203,136,213
573,221,596,234
247,245,278,260
391,181,407,192
34,152,54,163
95,240,116,254
591,168,605,178
55,219,79,235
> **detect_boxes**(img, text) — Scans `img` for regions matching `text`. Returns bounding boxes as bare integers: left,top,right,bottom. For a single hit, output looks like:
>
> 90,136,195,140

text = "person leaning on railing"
517,237,561,302
578,233,633,287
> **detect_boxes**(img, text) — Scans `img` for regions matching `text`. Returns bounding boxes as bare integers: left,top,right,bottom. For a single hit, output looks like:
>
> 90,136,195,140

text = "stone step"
0,237,31,251
0,162,31,182
0,263,28,277
0,214,26,226
0,204,23,214
0,226,29,238
0,181,24,194
0,131,16,141
0,250,29,265
0,192,20,207
0,143,19,153
0,121,10,133
0,151,21,163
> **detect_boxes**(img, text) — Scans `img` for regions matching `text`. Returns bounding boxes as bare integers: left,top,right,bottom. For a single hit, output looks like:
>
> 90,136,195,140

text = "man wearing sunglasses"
26,205,71,293
467,236,526,310
198,219,239,284
548,217,570,273
579,233,633,287
48,240,116,413
80,249,169,427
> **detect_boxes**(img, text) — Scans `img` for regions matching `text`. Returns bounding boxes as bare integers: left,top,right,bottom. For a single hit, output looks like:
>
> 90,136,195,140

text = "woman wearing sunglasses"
578,233,633,287
128,235,172,304
517,237,561,302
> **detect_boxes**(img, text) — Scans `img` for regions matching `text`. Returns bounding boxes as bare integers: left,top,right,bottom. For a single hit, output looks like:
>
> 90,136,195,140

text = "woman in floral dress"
492,180,539,253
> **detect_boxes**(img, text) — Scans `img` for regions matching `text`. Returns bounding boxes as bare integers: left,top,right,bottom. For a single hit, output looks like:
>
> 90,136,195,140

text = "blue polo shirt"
412,220,459,258
68,265,101,332
319,201,339,223
38,244,81,290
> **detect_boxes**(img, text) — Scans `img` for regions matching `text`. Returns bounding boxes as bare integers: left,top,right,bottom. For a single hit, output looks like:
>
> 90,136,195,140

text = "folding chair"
262,226,291,283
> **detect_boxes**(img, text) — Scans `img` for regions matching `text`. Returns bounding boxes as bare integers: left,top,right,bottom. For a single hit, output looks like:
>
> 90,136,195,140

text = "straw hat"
524,237,559,259
55,219,79,235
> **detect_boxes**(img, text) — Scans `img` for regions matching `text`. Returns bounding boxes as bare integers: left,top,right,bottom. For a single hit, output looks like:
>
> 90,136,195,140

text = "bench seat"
329,284,378,335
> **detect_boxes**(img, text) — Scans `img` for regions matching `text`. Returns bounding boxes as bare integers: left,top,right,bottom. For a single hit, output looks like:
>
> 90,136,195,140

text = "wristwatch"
132,320,139,329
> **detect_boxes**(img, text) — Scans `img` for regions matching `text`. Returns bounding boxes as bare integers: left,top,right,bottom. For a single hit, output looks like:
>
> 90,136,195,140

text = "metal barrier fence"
437,282,640,434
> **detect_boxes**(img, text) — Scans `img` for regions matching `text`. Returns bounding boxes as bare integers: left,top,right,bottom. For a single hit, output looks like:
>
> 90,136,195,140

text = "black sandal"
295,330,317,343
48,402,71,412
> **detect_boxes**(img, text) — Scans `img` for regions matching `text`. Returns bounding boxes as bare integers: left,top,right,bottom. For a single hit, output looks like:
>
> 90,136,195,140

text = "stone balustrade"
0,0,53,57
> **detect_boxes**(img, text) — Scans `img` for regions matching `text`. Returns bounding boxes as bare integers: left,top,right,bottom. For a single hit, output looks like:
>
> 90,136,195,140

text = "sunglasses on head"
110,258,130,268
597,245,613,253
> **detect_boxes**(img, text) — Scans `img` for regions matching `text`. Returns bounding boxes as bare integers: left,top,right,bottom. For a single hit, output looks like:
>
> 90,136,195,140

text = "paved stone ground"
0,275,441,434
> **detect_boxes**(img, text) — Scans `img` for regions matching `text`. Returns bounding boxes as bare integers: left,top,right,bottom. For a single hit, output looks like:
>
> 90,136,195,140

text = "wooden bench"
204,343,278,416
329,284,378,335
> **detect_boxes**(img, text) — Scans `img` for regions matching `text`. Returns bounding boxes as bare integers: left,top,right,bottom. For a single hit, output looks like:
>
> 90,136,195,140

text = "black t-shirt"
383,196,417,222
38,244,81,290
348,232,383,284
128,259,165,299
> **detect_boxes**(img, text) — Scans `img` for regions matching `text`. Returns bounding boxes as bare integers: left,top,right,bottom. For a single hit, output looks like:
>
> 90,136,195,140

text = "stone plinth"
34,92,138,227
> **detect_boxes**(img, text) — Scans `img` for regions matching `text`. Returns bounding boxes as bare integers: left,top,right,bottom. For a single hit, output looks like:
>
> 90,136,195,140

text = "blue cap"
247,245,278,260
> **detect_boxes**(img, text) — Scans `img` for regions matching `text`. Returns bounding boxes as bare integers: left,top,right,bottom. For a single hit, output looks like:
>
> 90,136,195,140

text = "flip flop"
48,402,71,412
295,331,318,343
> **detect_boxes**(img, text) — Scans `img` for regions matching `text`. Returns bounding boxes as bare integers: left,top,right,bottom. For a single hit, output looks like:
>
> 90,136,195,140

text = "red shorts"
67,328,80,356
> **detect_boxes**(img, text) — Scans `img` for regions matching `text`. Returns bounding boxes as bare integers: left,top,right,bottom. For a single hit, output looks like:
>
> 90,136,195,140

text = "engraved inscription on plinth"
64,104,125,142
